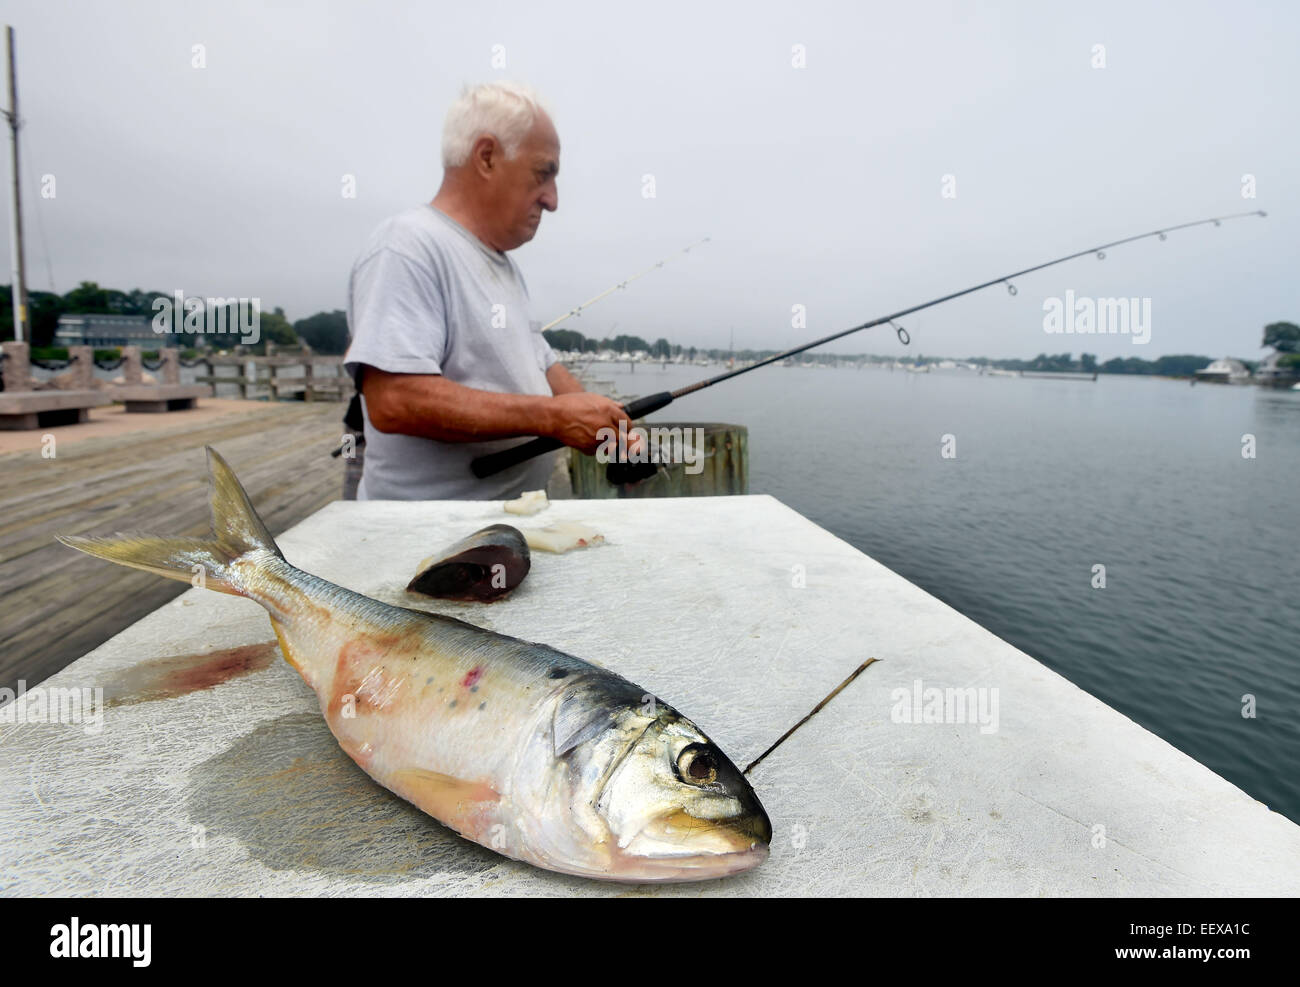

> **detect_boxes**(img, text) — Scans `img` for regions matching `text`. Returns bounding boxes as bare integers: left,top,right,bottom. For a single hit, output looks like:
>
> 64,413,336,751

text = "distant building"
1254,352,1300,388
1194,357,1251,384
54,314,164,348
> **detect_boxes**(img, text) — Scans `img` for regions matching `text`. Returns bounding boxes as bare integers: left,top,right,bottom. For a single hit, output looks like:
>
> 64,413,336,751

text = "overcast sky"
0,0,1294,359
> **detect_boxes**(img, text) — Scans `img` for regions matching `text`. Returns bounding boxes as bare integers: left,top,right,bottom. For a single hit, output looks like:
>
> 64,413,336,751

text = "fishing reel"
606,460,659,486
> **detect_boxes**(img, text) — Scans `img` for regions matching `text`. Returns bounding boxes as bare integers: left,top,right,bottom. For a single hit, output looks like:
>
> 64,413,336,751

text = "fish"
57,447,770,882
522,521,605,554
406,524,531,602
503,489,549,516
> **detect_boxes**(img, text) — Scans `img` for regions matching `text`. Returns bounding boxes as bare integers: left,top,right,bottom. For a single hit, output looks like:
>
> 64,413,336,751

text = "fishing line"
472,209,1267,478
539,237,709,333
333,238,709,458
742,658,879,776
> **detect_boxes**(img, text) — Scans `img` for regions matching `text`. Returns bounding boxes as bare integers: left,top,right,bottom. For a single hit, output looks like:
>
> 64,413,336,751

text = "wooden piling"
568,422,748,498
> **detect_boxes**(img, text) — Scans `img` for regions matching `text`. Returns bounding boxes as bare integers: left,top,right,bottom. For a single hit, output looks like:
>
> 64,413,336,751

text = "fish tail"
56,446,284,597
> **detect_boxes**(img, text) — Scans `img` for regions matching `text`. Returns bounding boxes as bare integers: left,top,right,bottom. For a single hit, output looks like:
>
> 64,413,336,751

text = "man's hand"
545,392,645,457
360,365,643,458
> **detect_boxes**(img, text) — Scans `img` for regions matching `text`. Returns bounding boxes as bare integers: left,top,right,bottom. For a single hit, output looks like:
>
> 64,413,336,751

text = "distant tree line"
7,286,1290,373
1264,322,1300,370
961,352,1229,376
0,283,350,355
543,328,676,358
544,327,818,364
544,325,1290,378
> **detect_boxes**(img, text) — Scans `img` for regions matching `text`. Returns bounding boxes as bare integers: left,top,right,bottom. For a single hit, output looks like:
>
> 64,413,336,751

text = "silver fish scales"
58,447,770,882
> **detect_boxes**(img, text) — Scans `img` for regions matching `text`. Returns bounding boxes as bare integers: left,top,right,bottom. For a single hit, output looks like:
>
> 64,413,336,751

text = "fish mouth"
608,841,770,883
605,807,772,882
647,806,771,849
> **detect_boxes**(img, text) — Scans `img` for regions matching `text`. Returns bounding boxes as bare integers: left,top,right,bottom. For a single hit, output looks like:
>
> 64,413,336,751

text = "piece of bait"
407,524,531,602
522,522,605,554
504,490,549,515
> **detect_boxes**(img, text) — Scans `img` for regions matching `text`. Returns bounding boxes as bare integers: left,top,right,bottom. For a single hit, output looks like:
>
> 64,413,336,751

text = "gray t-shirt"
344,204,559,500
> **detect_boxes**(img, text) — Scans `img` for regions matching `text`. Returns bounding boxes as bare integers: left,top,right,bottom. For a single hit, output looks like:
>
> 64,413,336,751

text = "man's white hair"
441,81,551,169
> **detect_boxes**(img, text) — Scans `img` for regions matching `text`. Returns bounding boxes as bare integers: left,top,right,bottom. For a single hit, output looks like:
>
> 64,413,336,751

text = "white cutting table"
2,495,1297,896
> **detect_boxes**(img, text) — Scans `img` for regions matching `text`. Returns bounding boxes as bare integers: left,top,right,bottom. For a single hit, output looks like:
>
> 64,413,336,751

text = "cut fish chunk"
523,522,605,553
504,490,549,516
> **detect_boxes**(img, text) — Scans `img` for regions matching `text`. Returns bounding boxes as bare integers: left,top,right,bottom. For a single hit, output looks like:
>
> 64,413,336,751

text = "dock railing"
191,345,354,402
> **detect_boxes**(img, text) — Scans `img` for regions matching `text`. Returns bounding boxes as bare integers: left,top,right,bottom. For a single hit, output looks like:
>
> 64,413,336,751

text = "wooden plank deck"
0,401,347,692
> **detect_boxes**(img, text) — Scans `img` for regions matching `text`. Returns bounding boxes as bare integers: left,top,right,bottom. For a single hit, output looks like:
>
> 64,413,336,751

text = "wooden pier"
6,493,1298,896
0,400,347,693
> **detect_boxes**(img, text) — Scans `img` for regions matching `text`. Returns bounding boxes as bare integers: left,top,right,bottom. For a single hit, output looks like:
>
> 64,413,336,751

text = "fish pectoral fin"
392,769,501,827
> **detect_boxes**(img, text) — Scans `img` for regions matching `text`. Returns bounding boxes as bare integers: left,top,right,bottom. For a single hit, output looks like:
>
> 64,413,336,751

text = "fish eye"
676,744,719,785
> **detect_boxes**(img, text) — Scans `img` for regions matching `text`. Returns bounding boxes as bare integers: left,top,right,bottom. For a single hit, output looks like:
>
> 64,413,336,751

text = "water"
599,361,1300,824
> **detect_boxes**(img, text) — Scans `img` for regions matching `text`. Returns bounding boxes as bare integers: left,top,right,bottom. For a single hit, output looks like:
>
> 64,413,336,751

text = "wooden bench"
0,389,111,430
114,383,212,413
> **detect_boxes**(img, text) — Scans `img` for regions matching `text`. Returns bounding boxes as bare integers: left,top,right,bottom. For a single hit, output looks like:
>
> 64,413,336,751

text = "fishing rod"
331,237,709,458
471,209,1267,479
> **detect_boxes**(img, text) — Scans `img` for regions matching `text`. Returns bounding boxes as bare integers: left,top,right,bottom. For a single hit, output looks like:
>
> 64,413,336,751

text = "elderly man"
343,81,637,500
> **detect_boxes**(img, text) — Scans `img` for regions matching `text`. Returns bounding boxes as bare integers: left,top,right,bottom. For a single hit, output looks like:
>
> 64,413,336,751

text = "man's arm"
360,366,633,455
545,361,584,396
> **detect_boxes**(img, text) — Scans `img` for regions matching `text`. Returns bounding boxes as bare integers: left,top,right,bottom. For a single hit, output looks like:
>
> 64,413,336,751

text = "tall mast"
4,25,27,343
